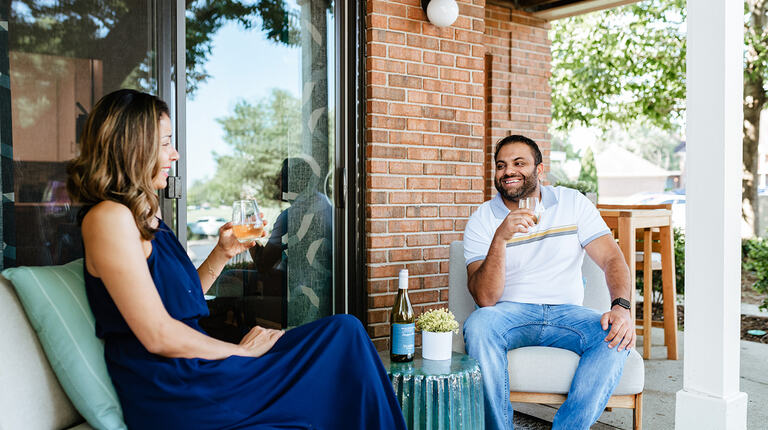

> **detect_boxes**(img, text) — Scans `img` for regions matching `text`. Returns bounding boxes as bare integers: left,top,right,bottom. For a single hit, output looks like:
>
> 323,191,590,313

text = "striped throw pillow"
3,259,126,430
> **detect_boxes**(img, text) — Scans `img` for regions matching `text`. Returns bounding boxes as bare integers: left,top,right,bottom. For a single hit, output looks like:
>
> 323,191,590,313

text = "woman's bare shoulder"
82,201,150,277
82,201,138,234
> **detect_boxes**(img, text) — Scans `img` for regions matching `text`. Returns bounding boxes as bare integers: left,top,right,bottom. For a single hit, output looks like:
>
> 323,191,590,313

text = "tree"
187,88,301,206
185,0,301,94
552,0,768,236
551,0,686,133
578,146,598,188
744,0,768,235
8,0,301,95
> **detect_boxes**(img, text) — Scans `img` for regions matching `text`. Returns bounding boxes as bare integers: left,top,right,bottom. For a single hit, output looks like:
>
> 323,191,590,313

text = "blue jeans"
463,302,630,430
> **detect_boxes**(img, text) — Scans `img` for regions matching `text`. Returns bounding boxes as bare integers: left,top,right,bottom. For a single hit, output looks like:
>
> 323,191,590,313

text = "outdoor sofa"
0,272,95,429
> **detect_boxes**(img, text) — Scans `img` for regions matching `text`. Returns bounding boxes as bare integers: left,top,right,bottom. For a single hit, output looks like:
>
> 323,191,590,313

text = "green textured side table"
380,351,484,430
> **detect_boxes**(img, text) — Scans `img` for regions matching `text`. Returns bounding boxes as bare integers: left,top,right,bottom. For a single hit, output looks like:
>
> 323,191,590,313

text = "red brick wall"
484,5,552,197
364,0,551,350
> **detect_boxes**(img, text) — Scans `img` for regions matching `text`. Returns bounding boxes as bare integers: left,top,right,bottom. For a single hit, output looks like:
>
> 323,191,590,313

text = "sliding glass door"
0,0,364,333
184,0,339,335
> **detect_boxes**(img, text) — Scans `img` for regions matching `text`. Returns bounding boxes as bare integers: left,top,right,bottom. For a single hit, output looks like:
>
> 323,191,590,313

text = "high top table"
379,351,484,430
598,206,679,360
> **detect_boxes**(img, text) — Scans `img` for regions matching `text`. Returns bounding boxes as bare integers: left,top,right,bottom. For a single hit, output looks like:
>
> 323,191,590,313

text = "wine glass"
231,200,263,243
519,197,544,226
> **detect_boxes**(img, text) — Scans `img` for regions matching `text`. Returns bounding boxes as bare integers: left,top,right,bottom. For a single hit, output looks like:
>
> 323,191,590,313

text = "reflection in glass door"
1,0,169,268
185,0,335,336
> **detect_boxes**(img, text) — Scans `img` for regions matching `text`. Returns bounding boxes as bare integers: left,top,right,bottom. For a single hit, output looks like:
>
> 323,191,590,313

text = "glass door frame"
158,0,186,240
164,0,367,324
335,0,367,324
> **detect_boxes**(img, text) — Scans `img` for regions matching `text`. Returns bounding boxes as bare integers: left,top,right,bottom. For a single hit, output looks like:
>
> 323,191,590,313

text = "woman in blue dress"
67,89,407,430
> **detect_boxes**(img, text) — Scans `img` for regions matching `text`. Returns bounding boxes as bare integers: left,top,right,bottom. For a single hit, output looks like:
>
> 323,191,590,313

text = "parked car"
189,216,227,236
626,192,686,229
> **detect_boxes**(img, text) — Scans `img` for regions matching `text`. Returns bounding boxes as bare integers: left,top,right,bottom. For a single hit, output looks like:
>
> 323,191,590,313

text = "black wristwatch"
611,298,631,310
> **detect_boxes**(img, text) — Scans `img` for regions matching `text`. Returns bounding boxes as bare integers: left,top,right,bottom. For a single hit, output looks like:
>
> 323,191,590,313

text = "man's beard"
494,169,538,202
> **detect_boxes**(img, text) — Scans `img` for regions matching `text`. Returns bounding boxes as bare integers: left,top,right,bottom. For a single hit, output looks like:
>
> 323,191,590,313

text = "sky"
185,21,301,185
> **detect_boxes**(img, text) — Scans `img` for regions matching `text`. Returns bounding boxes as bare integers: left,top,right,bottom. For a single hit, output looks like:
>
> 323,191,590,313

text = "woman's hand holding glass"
231,200,265,242
216,200,267,259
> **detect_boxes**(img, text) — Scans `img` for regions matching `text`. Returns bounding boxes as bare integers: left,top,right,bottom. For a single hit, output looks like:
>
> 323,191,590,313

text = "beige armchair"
448,241,645,429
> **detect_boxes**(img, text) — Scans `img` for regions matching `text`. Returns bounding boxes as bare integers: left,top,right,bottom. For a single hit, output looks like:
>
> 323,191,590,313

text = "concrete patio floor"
513,327,768,429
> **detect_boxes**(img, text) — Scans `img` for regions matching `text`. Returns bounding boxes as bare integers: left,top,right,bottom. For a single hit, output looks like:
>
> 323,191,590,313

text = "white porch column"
675,0,748,429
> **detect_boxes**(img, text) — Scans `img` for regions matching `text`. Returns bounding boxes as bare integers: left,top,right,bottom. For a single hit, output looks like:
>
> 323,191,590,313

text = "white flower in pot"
416,308,459,360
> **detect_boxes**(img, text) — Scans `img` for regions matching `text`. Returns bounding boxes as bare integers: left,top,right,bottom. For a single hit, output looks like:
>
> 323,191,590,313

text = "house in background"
595,145,679,203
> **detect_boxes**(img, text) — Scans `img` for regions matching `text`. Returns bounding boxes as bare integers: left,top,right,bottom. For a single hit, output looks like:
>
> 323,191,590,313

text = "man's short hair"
494,135,542,166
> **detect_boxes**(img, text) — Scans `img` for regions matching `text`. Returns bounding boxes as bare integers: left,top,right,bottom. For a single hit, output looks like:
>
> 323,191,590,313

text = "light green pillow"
3,259,127,430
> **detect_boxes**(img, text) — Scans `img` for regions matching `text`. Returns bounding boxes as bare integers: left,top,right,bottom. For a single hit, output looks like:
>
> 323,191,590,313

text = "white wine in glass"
231,200,263,243
519,197,543,225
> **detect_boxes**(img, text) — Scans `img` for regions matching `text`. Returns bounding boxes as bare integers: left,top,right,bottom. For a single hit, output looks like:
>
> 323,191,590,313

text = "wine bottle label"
391,323,415,355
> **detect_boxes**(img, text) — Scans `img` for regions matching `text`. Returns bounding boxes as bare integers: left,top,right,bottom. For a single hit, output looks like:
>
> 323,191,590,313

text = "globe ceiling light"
422,0,459,28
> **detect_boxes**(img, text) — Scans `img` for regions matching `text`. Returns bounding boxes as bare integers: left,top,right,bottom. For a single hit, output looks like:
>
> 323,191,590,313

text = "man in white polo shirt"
463,135,634,430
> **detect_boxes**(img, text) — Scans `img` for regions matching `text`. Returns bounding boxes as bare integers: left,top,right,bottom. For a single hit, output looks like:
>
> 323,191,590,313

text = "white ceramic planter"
422,331,453,360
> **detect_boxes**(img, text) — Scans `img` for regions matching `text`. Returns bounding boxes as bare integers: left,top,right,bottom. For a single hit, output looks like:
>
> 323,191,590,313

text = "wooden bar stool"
598,204,678,360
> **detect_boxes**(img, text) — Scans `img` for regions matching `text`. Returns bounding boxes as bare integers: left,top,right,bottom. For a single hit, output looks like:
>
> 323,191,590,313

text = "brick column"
364,1,552,351
365,0,486,350
484,5,552,197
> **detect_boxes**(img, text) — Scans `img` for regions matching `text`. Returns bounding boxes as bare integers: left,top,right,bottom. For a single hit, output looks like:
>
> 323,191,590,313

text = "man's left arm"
584,235,636,352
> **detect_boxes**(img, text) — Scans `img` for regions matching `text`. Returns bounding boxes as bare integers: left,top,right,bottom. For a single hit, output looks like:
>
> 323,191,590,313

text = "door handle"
165,176,182,199
336,167,346,209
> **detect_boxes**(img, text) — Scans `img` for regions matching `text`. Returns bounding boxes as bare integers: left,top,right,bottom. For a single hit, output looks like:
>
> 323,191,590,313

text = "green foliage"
745,1,768,86
636,227,685,301
577,147,598,188
187,88,300,206
553,180,597,195
8,0,156,92
552,1,768,234
672,228,685,293
550,0,686,132
415,308,459,333
223,261,251,271
7,0,309,96
185,0,304,94
742,238,768,310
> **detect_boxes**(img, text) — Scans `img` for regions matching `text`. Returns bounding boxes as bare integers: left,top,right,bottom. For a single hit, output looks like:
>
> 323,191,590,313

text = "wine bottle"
390,269,415,362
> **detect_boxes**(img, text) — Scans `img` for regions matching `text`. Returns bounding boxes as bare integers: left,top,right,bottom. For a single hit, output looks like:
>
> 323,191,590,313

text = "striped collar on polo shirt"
489,185,559,219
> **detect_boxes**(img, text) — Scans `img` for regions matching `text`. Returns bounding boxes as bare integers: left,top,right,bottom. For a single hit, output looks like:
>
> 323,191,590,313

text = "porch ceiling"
490,0,642,21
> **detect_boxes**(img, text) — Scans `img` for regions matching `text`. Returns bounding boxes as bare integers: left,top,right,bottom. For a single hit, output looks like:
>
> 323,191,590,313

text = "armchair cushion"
507,346,644,396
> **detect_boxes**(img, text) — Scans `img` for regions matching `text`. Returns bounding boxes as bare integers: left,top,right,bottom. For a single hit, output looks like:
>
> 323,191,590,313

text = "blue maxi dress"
84,220,406,430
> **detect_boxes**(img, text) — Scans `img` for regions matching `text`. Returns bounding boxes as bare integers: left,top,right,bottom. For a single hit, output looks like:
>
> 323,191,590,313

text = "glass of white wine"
231,200,263,243
519,197,544,226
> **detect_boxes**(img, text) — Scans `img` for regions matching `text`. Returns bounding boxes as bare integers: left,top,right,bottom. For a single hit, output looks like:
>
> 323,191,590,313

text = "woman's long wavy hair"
67,89,169,240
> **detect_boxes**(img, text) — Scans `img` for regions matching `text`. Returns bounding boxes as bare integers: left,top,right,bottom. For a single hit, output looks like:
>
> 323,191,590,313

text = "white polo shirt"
463,185,610,305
